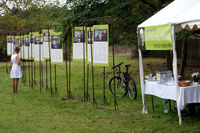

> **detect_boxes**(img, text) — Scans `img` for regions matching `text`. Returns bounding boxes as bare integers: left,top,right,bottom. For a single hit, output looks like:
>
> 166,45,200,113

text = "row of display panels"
7,30,63,63
7,24,109,65
73,25,109,66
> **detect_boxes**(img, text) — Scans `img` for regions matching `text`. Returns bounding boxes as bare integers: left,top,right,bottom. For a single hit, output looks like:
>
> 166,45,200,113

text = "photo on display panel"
22,38,26,45
30,35,34,44
35,37,43,45
88,31,93,44
7,38,12,43
73,30,85,43
94,29,107,42
25,37,30,46
51,35,62,49
17,38,20,47
43,33,50,42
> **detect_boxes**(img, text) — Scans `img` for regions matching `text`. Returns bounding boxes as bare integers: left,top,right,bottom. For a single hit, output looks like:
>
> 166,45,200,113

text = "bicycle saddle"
125,64,131,68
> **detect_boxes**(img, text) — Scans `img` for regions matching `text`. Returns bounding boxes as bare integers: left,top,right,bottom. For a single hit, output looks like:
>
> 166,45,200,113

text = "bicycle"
109,62,137,100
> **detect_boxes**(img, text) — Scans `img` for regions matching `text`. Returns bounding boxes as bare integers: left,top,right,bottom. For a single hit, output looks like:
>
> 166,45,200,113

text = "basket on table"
179,80,191,87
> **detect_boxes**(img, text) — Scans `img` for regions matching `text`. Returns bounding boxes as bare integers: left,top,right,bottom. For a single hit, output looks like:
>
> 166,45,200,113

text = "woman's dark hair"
15,46,20,54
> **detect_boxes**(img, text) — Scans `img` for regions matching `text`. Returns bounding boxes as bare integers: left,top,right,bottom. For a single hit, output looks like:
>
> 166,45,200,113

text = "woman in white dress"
10,47,22,93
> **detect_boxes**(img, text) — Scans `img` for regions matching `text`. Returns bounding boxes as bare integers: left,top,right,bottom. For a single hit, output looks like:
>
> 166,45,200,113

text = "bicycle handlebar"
112,62,124,69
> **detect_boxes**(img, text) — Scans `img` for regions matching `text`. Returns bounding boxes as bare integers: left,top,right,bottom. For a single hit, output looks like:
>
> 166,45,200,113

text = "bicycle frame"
116,66,130,85
110,62,137,100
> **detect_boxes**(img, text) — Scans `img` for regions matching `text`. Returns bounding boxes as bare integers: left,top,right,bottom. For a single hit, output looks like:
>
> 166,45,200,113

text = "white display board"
29,33,35,60
43,30,51,60
22,36,27,59
87,27,93,62
12,37,15,55
20,43,23,59
34,33,44,61
51,32,63,63
24,36,30,60
73,27,86,61
93,25,109,66
16,36,22,59
21,37,25,59
7,36,13,56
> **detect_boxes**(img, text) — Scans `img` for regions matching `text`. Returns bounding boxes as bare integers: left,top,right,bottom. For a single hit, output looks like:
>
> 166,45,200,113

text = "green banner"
145,24,172,50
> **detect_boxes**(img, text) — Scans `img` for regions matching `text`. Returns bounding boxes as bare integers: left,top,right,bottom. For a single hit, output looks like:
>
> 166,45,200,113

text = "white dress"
10,54,22,78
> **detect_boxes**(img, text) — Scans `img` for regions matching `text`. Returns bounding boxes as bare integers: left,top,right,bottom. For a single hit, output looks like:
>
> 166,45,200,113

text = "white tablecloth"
145,81,200,110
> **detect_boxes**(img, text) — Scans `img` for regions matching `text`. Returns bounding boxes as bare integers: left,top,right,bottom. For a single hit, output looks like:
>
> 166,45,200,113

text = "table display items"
191,72,199,86
156,70,173,84
145,71,173,83
145,74,156,81
145,71,200,87
179,80,191,87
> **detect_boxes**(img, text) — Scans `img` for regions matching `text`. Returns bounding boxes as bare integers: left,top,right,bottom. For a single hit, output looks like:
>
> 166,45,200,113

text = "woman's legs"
12,79,15,93
15,78,19,93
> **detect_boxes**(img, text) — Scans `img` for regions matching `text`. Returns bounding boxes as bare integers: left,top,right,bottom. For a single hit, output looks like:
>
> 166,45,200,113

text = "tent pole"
171,25,182,125
138,49,147,114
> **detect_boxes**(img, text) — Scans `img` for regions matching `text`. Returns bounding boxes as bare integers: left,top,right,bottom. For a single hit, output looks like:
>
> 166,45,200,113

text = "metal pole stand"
46,60,49,92
54,64,59,95
33,62,37,86
86,64,90,101
103,66,108,105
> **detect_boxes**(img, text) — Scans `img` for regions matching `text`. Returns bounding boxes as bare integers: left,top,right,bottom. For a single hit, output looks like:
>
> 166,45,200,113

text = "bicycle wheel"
127,78,137,100
109,76,127,97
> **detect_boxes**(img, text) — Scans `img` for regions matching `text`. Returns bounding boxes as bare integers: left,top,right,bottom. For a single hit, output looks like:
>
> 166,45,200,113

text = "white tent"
138,0,200,125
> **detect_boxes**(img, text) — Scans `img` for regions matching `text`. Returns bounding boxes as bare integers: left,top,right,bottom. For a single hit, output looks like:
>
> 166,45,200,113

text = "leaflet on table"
43,29,54,60
87,27,93,62
51,31,63,63
93,25,109,66
34,32,44,61
7,36,13,56
72,26,87,61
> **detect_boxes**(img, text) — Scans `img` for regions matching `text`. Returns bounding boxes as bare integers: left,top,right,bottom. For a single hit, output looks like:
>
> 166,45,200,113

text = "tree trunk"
132,45,138,58
165,51,173,71
179,37,187,76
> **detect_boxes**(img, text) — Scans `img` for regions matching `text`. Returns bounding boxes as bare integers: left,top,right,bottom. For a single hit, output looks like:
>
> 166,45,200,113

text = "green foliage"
0,0,174,60
0,0,61,60
176,30,192,40
60,0,174,46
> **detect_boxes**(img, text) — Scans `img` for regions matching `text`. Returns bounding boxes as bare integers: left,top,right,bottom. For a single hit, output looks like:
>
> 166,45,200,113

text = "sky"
46,0,66,6
0,0,67,15
59,0,66,5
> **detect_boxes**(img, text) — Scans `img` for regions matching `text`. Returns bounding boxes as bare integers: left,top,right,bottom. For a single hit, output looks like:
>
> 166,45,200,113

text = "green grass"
0,54,200,133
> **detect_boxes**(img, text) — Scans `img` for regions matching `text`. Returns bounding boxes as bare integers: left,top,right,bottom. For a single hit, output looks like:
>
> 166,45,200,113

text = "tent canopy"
138,0,200,32
137,0,200,125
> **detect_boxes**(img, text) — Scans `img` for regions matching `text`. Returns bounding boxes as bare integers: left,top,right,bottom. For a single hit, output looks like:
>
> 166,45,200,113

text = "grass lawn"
0,54,200,133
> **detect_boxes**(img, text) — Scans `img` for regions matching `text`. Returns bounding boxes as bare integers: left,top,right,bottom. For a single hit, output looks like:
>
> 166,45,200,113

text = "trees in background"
0,0,173,60
0,0,60,60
